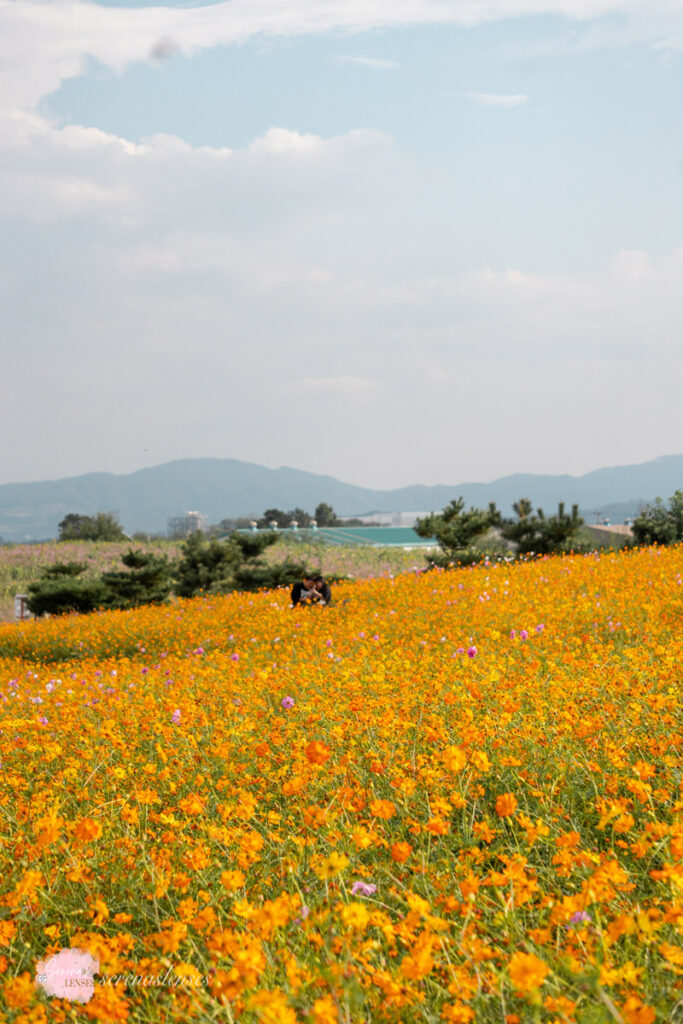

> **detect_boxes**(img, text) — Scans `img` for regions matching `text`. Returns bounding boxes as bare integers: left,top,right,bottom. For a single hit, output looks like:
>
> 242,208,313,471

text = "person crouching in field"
291,575,331,608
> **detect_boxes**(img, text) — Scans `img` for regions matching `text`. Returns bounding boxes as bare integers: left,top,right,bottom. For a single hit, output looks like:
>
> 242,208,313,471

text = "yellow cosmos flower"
508,951,550,994
442,745,467,772
314,852,349,879
311,996,339,1024
221,869,246,892
341,902,370,930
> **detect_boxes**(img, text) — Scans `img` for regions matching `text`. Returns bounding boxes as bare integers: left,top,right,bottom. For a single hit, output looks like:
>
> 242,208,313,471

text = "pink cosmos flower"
281,696,295,709
171,709,181,724
351,881,377,897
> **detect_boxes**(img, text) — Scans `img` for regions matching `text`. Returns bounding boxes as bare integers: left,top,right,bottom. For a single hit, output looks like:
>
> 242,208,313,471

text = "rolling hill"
0,455,681,542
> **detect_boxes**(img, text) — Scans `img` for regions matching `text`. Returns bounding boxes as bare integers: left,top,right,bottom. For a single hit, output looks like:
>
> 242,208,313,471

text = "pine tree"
501,500,583,554
100,550,173,609
415,498,501,567
26,563,108,616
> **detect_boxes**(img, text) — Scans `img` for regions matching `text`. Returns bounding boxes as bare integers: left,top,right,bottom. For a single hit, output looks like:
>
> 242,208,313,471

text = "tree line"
415,498,584,567
416,488,683,567
256,503,370,529
54,503,365,542
26,531,310,617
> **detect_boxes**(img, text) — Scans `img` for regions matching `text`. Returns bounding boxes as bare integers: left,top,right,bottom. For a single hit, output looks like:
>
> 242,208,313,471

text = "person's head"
314,576,325,590
302,576,315,589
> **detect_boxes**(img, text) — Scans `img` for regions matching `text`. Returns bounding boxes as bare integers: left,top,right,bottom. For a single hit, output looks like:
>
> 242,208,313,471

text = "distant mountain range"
0,455,681,542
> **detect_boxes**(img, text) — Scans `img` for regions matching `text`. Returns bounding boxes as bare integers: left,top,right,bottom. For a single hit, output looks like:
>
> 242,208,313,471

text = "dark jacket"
291,580,331,606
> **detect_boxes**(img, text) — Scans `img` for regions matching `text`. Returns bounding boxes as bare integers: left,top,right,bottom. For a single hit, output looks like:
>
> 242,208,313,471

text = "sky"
1,0,682,490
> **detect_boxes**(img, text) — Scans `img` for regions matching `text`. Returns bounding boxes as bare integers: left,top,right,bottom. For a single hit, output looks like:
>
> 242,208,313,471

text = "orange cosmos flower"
311,996,339,1024
508,951,550,994
282,775,305,796
74,818,103,842
81,982,130,1022
391,841,412,863
3,972,35,1010
369,798,396,820
619,996,656,1024
441,1004,475,1023
495,793,518,817
178,793,205,816
247,989,297,1024
305,741,331,765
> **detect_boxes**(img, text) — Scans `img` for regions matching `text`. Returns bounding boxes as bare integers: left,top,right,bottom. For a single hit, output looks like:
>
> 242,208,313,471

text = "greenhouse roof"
235,526,435,548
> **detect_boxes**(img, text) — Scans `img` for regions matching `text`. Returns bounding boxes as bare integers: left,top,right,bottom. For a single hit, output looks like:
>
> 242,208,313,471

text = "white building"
168,510,209,538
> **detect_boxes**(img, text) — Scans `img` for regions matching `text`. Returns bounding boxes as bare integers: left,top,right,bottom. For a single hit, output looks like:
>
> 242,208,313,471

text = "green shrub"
100,550,173,610
26,571,108,616
232,557,310,593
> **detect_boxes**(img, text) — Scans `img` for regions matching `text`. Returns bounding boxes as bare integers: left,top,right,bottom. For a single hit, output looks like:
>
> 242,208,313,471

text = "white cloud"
0,111,398,226
1,1,682,489
336,55,400,69
0,0,678,114
466,92,530,106
611,249,655,281
247,126,330,155
1,98,681,487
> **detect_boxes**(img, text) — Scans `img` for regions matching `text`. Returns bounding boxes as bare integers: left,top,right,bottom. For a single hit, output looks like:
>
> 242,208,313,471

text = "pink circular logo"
35,948,99,1003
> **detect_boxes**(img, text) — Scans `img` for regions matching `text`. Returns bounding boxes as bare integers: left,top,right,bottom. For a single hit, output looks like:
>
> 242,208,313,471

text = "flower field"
0,545,682,1023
